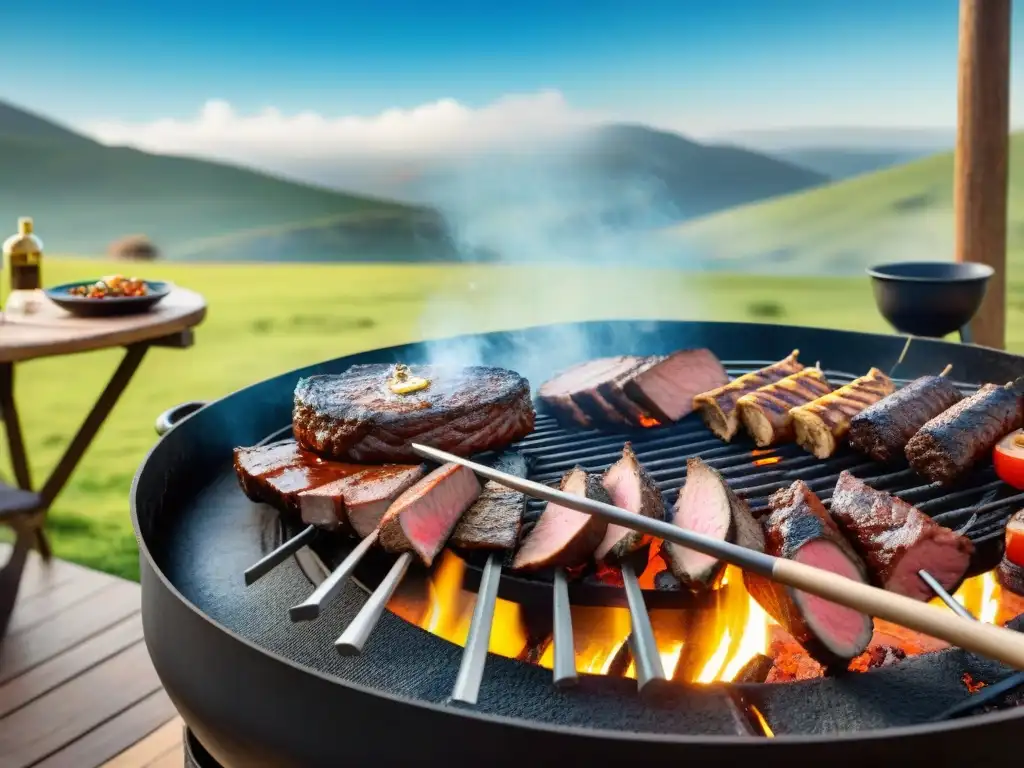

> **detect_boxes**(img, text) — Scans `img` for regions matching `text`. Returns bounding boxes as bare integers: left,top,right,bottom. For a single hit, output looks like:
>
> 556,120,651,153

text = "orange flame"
638,414,661,428
749,704,775,737
753,456,782,467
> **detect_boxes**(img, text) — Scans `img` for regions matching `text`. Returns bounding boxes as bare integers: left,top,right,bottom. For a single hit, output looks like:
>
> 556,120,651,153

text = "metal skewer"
552,569,578,687
412,442,1024,672
244,524,317,585
336,552,413,656
290,530,379,621
620,561,666,692
451,553,503,706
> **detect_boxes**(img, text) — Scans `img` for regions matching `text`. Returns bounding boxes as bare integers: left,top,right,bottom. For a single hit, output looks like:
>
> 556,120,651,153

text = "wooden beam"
954,0,1012,349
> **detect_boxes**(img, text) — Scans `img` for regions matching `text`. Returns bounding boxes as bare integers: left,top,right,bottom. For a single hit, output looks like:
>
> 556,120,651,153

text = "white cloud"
81,90,603,163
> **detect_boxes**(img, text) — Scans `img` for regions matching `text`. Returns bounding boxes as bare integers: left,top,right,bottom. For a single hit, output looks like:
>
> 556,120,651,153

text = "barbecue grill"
133,319,1024,767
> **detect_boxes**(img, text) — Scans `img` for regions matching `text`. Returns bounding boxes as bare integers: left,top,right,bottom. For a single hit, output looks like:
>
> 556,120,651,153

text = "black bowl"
866,261,994,338
43,279,172,318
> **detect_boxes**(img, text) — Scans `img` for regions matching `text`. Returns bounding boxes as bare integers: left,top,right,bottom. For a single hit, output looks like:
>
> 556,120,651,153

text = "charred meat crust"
790,367,896,459
848,375,964,463
905,380,1024,484
539,356,642,428
736,367,833,447
597,442,665,563
293,364,535,463
693,350,804,441
596,356,665,424
449,451,531,551
829,471,974,598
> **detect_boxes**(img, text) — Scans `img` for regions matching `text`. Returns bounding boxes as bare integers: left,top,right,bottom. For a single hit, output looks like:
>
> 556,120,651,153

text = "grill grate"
241,360,1024,729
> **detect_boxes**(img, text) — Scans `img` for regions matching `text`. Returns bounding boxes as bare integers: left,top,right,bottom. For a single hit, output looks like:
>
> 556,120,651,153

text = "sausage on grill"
790,367,896,459
847,371,964,463
736,366,833,448
905,379,1024,485
693,350,804,441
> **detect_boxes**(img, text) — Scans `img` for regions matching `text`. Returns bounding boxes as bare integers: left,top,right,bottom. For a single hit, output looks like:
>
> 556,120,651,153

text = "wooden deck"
0,544,184,767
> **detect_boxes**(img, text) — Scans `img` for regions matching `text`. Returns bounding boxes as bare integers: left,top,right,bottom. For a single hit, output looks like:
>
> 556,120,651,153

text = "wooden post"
954,0,1012,349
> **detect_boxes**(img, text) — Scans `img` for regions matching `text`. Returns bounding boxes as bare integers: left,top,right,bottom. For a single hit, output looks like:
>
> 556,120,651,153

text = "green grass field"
11,259,1023,580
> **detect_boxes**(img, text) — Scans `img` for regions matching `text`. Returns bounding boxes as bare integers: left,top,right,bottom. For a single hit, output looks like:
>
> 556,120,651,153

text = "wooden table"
0,287,206,637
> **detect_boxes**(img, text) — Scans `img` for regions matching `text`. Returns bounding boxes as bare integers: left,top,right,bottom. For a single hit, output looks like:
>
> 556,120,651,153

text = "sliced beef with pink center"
623,348,729,424
511,466,610,572
660,457,764,591
539,356,644,429
829,471,974,601
297,463,426,534
378,463,482,566
596,443,664,563
743,480,873,667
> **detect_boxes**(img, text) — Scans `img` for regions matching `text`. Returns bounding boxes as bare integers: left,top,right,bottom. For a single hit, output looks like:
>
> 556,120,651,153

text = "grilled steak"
378,462,482,566
449,452,530,551
233,440,366,514
297,464,426,535
790,367,896,459
830,471,974,600
848,373,964,463
905,380,1024,484
596,443,665,563
623,348,729,424
539,356,646,429
743,480,873,667
660,457,764,591
511,466,610,572
694,350,804,441
293,363,534,463
737,366,833,447
595,356,666,425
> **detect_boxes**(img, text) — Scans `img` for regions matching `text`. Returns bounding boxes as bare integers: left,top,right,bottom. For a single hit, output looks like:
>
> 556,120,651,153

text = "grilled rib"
736,366,833,447
693,350,804,441
790,367,896,459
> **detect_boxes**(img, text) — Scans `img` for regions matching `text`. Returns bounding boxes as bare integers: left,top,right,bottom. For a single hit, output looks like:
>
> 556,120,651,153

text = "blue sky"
5,0,1024,137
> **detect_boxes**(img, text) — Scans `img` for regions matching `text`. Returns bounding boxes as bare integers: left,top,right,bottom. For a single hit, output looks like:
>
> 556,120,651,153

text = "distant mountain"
0,102,454,261
770,147,937,180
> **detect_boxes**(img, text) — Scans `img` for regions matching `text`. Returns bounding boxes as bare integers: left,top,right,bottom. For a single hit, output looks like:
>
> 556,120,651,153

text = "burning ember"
386,551,1023,684
962,673,987,693
638,414,661,428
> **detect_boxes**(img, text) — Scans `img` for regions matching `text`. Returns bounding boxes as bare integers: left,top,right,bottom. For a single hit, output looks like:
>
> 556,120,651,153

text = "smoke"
415,136,691,383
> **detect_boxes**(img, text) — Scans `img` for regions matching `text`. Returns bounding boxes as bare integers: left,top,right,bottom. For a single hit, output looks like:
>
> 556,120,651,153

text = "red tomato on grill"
993,429,1024,490
1006,510,1024,568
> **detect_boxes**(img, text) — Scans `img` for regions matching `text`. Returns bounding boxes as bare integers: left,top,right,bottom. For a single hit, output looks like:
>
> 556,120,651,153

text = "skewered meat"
693,350,804,441
511,467,610,572
905,379,1024,484
596,443,665,563
736,366,833,447
848,373,964,462
790,367,896,459
539,357,644,429
449,452,530,551
298,464,427,536
622,348,729,424
378,463,481,566
660,457,764,591
233,440,365,513
293,363,535,463
829,471,974,600
743,480,873,667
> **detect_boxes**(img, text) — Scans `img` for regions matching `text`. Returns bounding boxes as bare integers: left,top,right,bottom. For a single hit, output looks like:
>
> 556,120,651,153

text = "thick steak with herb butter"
293,363,535,463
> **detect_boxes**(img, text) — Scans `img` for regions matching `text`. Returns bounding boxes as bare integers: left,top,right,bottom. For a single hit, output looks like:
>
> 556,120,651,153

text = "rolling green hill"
661,131,1024,276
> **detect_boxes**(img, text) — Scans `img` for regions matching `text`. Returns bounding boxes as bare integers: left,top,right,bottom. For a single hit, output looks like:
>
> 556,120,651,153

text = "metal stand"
959,324,974,344
0,330,193,637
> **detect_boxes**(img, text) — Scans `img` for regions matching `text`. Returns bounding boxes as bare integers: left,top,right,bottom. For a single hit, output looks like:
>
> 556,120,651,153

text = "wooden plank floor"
0,544,184,768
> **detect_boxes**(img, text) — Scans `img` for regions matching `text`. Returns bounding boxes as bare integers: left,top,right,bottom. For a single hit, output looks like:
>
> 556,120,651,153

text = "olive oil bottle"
2,216,44,314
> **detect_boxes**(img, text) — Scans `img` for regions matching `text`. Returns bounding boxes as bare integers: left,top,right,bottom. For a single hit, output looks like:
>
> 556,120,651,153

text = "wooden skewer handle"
774,559,1024,670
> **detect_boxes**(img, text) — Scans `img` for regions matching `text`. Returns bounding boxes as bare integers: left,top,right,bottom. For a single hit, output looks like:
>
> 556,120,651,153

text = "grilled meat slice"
233,440,366,514
621,348,729,424
511,467,610,572
742,480,873,667
905,380,1024,484
693,350,804,441
378,463,482,566
297,464,427,535
848,374,964,463
595,356,666,425
450,452,530,551
660,457,764,591
790,367,896,459
539,356,643,429
596,443,665,563
293,364,535,463
830,471,974,600
737,366,834,447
